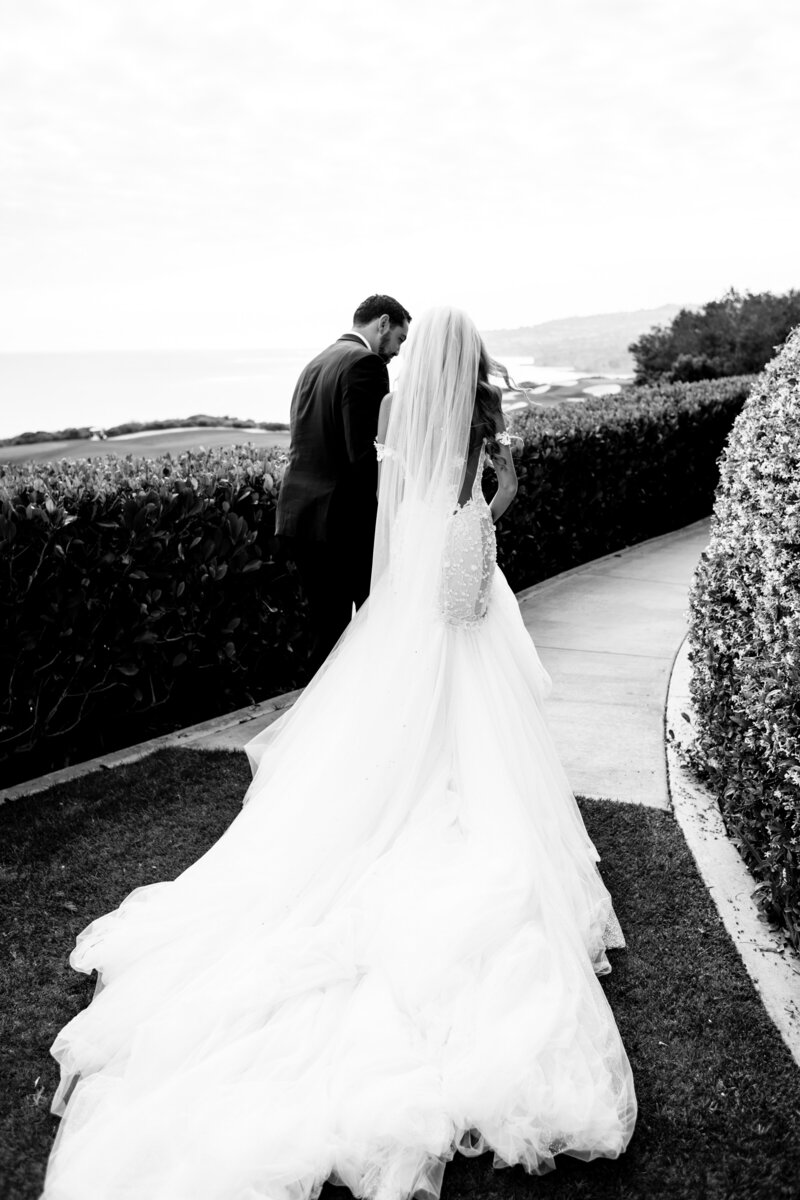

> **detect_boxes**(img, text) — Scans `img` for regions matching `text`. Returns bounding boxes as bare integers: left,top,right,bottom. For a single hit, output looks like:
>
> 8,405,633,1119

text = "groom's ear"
377,314,390,333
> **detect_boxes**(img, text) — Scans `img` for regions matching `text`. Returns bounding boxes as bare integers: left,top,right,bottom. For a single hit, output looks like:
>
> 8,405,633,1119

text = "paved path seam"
585,573,691,588
534,644,675,662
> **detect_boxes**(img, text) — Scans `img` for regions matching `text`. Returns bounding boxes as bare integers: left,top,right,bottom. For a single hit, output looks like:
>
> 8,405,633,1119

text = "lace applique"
441,502,496,627
440,453,497,627
374,440,396,462
496,430,513,446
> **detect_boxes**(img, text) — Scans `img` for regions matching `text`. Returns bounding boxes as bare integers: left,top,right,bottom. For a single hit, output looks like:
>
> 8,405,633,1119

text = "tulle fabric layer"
43,555,636,1200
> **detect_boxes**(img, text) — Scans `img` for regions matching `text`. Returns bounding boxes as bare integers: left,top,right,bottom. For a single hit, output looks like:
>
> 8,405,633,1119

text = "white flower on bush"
688,325,800,948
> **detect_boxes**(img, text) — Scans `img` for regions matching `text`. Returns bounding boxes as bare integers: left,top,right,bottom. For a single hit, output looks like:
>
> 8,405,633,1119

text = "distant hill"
482,304,687,374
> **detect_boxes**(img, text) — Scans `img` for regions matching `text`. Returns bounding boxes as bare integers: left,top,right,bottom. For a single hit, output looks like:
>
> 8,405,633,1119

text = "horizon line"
0,301,693,357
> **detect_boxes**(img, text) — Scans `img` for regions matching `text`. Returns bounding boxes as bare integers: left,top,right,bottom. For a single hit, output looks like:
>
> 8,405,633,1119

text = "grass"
1,749,799,1200
0,426,292,465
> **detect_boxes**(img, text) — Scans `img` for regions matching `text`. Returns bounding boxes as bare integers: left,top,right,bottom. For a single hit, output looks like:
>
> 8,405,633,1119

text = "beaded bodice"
440,448,497,628
375,432,511,630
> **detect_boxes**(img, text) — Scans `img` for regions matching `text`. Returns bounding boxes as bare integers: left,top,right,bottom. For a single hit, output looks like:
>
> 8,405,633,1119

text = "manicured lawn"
0,426,291,465
1,750,799,1199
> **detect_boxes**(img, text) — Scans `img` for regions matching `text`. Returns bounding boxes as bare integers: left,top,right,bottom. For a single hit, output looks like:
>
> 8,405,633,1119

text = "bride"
42,307,636,1200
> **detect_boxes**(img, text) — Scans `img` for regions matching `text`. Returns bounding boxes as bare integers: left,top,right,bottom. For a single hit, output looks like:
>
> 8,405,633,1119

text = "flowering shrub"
0,445,308,787
496,376,751,590
689,331,800,949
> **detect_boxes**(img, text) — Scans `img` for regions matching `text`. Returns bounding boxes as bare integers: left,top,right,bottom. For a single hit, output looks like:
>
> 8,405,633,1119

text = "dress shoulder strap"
471,439,487,499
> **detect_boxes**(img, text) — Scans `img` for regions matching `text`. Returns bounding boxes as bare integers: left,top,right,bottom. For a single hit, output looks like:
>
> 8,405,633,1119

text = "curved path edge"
0,689,303,806
665,634,800,1068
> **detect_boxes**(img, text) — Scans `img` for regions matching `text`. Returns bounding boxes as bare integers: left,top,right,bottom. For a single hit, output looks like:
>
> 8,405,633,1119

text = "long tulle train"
43,567,636,1199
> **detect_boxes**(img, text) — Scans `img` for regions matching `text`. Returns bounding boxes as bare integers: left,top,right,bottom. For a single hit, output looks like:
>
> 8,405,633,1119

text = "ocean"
0,349,604,442
0,350,318,441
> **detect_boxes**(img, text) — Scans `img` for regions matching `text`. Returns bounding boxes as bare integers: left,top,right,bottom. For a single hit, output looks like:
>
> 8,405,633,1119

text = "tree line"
629,288,800,384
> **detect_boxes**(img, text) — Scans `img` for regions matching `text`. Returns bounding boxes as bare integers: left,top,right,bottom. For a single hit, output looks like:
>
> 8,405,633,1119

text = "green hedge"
0,446,307,788
495,376,752,592
0,377,748,787
689,332,800,951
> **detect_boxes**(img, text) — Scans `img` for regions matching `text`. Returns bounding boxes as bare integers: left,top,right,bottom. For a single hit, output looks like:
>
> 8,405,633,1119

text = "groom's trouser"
282,529,373,675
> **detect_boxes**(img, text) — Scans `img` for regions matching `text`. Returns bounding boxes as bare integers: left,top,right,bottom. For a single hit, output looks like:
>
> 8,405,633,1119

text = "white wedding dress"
42,312,636,1200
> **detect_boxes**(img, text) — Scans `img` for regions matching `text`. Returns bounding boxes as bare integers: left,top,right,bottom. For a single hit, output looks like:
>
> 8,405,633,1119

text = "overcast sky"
2,0,799,350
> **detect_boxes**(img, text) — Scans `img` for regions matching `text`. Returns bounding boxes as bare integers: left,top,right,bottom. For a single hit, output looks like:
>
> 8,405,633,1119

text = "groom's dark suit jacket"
276,334,390,545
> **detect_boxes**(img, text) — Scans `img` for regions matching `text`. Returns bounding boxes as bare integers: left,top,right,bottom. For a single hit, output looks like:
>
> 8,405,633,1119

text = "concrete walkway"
517,518,711,808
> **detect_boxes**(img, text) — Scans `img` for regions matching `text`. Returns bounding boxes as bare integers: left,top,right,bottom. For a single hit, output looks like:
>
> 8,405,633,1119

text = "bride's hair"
372,306,522,589
472,340,513,453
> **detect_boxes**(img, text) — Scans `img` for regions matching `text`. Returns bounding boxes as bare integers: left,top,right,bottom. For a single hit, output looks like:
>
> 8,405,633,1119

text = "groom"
276,295,411,672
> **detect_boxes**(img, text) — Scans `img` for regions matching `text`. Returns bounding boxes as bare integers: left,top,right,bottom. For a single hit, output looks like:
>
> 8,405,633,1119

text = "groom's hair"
353,295,411,328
